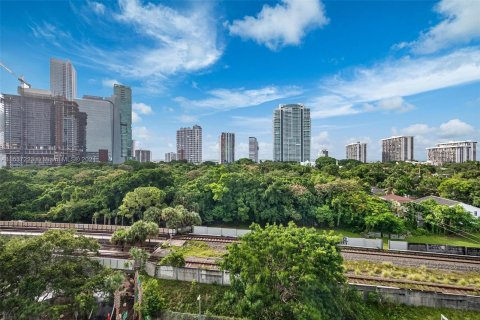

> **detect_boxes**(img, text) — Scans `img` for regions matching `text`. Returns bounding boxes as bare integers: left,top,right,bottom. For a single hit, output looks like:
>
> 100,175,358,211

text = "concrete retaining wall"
353,284,480,311
388,240,408,251
192,226,251,238
98,257,480,311
340,237,383,249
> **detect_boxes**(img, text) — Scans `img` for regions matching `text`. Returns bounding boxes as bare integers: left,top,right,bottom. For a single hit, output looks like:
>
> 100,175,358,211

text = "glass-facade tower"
113,84,132,163
273,104,311,162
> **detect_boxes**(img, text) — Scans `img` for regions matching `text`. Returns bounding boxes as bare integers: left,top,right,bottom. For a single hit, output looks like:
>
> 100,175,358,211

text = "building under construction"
0,87,87,167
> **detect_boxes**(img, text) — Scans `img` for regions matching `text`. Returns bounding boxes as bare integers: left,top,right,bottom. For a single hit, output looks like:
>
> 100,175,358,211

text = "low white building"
414,195,480,218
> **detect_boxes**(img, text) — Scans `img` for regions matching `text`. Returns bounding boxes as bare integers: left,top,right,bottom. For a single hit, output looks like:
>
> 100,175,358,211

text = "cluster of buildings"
165,126,259,164
0,59,477,168
0,58,152,168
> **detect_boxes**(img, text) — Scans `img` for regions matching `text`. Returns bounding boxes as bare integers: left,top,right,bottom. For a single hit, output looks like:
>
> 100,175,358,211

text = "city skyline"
1,0,479,161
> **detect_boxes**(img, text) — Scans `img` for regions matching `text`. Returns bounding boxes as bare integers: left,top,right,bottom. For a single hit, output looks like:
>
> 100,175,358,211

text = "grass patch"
141,277,231,317
365,303,480,320
406,234,480,248
174,240,225,258
344,260,480,290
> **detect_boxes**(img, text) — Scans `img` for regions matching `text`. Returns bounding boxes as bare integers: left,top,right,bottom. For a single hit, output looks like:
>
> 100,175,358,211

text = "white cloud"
311,131,330,157
177,114,198,123
132,111,141,124
409,0,480,54
133,126,151,140
30,22,71,47
132,102,153,114
376,97,415,113
324,47,480,103
175,86,302,111
109,0,222,78
33,0,222,85
228,0,329,50
88,1,106,15
438,118,475,137
398,123,435,136
102,79,120,88
396,119,477,159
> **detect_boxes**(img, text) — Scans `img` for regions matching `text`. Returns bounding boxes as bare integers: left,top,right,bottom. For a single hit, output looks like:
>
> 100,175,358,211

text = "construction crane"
0,62,31,88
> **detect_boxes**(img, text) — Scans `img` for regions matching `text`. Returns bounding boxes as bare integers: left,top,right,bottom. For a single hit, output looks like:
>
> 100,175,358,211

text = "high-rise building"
427,141,477,165
320,149,329,157
50,58,77,101
75,96,114,161
132,140,138,157
220,132,235,164
382,136,414,162
176,125,202,164
0,88,86,167
273,104,311,162
113,84,132,163
165,152,177,162
135,149,151,163
346,142,367,163
249,137,259,163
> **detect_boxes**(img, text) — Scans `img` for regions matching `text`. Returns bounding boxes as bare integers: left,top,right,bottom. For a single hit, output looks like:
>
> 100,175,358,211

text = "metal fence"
0,220,174,235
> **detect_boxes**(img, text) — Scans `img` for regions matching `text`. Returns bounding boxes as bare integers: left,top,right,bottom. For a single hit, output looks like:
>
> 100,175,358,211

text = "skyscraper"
220,132,235,164
75,96,114,161
273,104,311,162
113,84,132,163
135,149,152,163
346,142,367,163
0,88,86,167
50,58,77,101
320,149,329,157
249,137,259,163
165,152,177,162
382,136,414,162
176,125,202,164
427,141,477,165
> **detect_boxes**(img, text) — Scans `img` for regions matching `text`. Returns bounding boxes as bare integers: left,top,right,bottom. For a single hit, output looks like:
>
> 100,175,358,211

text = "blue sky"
1,0,479,161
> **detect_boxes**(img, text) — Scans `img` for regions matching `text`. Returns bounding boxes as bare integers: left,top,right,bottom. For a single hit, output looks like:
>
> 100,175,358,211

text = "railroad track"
347,274,480,295
174,234,238,243
91,250,480,295
341,247,480,264
3,226,480,264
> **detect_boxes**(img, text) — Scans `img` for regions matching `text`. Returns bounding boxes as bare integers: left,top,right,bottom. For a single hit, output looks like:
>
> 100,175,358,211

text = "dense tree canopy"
0,230,123,319
0,160,479,235
221,223,366,320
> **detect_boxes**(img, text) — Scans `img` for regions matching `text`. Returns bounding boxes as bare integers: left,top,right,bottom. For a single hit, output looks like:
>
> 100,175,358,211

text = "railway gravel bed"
342,251,480,272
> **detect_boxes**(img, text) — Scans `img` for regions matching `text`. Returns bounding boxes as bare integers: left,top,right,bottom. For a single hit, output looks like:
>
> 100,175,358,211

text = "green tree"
118,187,166,223
161,205,202,229
438,178,473,204
0,230,122,319
136,278,166,318
159,251,186,267
315,156,337,169
222,223,365,320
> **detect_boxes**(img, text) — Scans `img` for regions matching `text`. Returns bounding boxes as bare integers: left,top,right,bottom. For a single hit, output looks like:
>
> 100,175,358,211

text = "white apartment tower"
382,136,414,162
220,132,235,164
50,58,77,101
346,142,367,163
273,104,311,162
176,125,202,164
427,141,477,165
249,137,259,163
165,152,177,162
